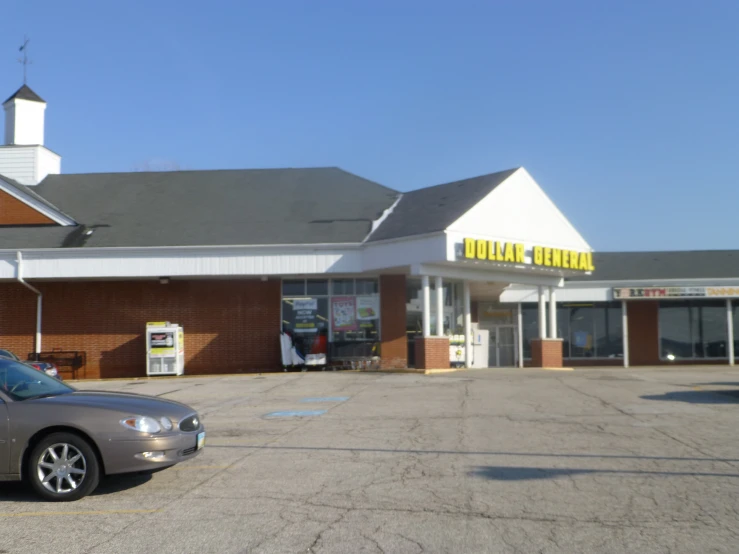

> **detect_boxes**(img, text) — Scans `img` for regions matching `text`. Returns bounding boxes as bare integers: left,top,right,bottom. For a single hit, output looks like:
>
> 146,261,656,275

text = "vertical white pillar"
548,287,557,339
537,286,547,339
435,276,444,337
463,281,472,368
622,300,629,368
517,302,524,368
422,276,431,338
727,299,734,366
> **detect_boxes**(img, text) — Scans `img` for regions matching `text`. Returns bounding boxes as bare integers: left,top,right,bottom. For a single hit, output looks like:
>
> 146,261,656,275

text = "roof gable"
446,168,591,252
367,168,518,242
0,174,75,227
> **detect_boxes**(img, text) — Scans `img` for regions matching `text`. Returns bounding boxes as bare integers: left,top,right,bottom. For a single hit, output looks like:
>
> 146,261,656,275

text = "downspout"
16,252,42,359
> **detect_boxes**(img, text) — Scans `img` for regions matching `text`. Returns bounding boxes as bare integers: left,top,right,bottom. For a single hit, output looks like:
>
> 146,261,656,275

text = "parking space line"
300,397,350,403
173,464,231,470
0,509,160,518
264,410,327,417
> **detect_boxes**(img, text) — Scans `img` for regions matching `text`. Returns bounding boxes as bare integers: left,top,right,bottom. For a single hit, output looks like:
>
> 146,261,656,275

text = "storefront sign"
293,298,318,332
332,296,358,331
461,238,595,272
614,286,739,299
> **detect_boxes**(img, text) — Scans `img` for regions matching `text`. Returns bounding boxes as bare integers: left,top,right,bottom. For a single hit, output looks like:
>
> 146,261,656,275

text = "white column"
463,281,472,368
537,286,547,339
422,276,431,337
622,300,629,368
727,299,735,366
548,287,557,339
517,302,524,368
435,276,444,337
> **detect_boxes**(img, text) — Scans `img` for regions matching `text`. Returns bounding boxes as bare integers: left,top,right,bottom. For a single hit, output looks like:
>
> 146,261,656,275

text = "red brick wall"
627,301,660,365
530,338,563,368
380,275,407,369
0,279,281,379
0,189,56,225
414,337,450,370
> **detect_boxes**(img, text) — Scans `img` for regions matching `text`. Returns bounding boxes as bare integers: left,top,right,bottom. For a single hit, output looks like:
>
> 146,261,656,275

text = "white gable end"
445,167,591,252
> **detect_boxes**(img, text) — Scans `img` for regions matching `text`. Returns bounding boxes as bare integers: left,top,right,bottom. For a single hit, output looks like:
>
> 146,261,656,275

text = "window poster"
332,296,358,331
293,298,318,332
356,296,379,320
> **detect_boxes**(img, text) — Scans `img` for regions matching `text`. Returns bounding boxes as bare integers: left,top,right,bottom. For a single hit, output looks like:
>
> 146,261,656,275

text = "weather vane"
18,36,31,85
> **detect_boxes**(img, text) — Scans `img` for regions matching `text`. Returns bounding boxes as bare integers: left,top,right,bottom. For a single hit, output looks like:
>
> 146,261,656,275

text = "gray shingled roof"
13,168,399,248
568,251,739,282
3,84,45,105
367,168,519,242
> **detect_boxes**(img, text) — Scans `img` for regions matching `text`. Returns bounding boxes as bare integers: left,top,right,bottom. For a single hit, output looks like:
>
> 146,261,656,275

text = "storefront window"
306,279,329,296
522,302,623,359
660,301,727,359
282,279,306,296
332,279,355,295
281,279,380,359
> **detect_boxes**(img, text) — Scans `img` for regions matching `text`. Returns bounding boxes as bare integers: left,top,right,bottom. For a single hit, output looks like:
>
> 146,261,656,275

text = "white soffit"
445,167,592,252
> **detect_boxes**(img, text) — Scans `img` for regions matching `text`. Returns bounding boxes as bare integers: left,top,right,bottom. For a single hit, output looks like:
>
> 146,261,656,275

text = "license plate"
197,431,205,450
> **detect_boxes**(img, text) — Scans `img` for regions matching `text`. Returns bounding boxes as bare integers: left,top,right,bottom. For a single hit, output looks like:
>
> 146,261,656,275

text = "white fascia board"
0,176,76,226
411,263,563,288
500,286,612,303
2,244,364,280
362,233,447,271
565,277,739,287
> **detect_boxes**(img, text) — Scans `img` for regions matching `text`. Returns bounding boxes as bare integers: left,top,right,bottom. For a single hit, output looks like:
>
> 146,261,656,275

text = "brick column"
414,337,450,370
530,338,563,368
380,275,407,369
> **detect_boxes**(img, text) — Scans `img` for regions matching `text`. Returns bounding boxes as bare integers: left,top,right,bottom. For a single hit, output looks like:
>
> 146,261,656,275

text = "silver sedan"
0,358,205,501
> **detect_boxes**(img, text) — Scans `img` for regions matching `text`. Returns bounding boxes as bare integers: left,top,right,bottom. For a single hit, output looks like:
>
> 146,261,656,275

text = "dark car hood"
32,391,196,419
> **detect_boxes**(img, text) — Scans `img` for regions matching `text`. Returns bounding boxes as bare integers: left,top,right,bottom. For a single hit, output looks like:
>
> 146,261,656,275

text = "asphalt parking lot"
3,366,739,553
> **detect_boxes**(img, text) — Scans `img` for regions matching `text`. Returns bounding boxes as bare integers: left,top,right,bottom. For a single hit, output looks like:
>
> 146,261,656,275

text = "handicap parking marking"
264,410,327,418
300,397,350,403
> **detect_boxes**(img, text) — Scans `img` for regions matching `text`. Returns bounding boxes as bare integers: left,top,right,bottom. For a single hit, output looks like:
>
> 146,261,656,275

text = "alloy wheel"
36,443,87,494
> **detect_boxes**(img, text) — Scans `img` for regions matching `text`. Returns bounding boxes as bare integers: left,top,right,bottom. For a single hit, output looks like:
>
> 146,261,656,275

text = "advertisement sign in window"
293,298,318,333
332,296,358,331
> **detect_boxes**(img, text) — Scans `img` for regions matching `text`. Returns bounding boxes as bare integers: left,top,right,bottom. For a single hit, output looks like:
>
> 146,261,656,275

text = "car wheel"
27,432,101,501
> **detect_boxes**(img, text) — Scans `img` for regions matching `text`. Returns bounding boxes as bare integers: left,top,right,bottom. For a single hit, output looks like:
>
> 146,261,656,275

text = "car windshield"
0,358,74,401
0,349,18,361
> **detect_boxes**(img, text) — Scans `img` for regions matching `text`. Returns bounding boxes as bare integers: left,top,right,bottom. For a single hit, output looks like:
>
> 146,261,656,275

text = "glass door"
497,325,517,367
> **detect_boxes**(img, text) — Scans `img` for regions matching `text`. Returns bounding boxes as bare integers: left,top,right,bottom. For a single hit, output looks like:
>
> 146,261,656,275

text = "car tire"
27,432,101,501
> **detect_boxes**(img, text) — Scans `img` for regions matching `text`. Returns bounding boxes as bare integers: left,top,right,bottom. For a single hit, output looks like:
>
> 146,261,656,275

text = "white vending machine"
146,322,185,376
470,324,490,368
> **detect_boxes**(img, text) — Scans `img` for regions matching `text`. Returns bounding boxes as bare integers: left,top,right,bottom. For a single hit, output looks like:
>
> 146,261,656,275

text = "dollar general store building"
0,84,736,378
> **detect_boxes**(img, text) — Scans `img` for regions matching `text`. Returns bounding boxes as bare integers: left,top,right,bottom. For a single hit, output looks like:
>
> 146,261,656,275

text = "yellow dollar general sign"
463,239,595,272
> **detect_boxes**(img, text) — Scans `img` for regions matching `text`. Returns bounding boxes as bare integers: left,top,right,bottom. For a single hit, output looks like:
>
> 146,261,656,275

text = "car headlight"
121,416,162,433
46,367,58,377
160,417,173,431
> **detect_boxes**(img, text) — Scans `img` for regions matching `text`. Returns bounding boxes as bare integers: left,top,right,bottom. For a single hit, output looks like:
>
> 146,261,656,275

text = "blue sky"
3,1,738,252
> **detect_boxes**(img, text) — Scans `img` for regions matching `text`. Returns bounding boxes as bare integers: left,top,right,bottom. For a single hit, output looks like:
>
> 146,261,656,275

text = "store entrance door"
481,324,518,367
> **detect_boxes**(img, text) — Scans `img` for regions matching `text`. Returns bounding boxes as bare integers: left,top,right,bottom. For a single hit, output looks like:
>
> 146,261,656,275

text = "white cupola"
0,85,61,185
4,85,46,145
